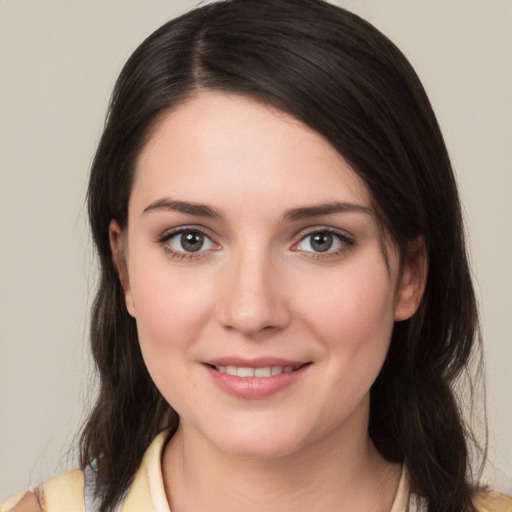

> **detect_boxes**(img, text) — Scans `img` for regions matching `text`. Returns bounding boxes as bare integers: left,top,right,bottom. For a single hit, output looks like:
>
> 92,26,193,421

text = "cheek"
128,250,215,355
300,259,396,376
311,265,394,331
127,263,216,409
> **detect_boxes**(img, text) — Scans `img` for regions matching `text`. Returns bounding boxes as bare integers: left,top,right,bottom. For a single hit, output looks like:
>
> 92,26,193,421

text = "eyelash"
156,226,355,261
292,228,355,260
157,227,219,261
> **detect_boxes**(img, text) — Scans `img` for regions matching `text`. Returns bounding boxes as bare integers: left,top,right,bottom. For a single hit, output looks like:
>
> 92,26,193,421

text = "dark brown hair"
82,1,484,510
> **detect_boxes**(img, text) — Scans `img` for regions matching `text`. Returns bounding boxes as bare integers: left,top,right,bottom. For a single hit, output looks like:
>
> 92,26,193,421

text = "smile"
212,365,303,378
204,361,311,399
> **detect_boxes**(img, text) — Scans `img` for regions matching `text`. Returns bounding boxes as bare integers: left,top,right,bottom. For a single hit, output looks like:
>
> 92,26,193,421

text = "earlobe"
394,237,428,321
109,220,136,318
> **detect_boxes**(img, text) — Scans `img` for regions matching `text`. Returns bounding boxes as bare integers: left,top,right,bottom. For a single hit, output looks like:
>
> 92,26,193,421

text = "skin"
9,492,42,512
110,92,426,511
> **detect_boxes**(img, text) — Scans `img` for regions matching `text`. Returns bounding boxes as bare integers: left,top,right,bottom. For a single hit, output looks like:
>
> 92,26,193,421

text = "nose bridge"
218,242,289,335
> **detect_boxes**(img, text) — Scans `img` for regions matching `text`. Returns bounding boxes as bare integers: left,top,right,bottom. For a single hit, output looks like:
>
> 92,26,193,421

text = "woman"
2,0,510,511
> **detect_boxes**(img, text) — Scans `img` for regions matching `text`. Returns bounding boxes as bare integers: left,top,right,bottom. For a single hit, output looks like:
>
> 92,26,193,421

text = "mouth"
206,363,307,378
203,360,311,399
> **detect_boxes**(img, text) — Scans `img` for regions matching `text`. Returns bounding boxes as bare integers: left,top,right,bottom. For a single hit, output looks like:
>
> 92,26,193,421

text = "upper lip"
203,357,309,368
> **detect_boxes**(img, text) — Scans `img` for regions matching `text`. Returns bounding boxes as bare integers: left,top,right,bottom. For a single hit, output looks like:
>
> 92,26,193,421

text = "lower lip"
204,364,310,399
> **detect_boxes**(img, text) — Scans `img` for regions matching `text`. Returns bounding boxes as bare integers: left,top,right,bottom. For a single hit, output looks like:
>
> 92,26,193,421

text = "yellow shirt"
2,430,511,512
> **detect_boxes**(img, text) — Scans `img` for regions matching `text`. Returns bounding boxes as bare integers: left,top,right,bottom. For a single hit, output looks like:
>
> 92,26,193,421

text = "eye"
294,229,353,254
162,229,216,254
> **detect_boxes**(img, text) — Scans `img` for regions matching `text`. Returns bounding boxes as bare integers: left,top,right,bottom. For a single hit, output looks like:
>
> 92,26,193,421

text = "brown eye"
310,233,333,252
181,232,205,252
295,229,353,255
166,229,215,253
297,231,339,253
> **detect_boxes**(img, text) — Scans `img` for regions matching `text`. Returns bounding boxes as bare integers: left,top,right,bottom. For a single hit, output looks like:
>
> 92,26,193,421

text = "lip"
202,358,311,400
204,356,306,368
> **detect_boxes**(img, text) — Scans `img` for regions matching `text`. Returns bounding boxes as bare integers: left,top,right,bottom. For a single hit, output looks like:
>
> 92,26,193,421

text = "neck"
162,409,401,511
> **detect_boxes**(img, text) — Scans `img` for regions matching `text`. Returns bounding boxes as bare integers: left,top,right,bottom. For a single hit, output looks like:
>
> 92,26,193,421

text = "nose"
217,250,291,337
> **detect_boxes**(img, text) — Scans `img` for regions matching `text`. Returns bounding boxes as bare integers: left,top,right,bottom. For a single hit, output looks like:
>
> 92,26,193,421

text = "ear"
109,220,136,318
394,237,428,321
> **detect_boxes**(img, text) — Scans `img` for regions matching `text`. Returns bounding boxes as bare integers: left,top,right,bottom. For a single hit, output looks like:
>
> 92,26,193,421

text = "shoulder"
2,430,172,512
0,490,42,512
1,469,85,512
473,490,512,512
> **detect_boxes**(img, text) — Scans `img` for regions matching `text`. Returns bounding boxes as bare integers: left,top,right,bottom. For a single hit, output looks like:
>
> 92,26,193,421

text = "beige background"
1,0,510,500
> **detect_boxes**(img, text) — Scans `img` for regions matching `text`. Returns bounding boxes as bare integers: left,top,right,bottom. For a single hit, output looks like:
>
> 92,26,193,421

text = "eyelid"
156,225,220,259
292,225,354,242
291,226,355,256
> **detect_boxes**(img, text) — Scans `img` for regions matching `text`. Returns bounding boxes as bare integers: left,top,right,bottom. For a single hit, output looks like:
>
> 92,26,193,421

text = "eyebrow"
142,199,223,219
282,201,373,222
142,198,372,222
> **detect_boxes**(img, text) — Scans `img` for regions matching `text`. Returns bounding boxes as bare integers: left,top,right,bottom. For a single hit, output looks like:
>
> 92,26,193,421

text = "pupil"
311,233,333,252
181,232,203,252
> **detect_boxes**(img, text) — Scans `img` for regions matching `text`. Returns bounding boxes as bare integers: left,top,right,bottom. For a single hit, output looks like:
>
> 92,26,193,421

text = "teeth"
254,367,271,377
214,364,301,377
237,367,255,378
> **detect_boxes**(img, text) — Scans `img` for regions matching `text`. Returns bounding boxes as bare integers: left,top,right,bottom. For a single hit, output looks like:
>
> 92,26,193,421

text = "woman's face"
111,92,423,459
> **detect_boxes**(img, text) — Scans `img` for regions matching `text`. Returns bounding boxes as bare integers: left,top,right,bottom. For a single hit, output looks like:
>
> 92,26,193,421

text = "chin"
204,416,316,460
218,436,304,460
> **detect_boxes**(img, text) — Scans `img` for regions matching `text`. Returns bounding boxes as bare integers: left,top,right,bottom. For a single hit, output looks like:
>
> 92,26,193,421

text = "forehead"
131,91,371,213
